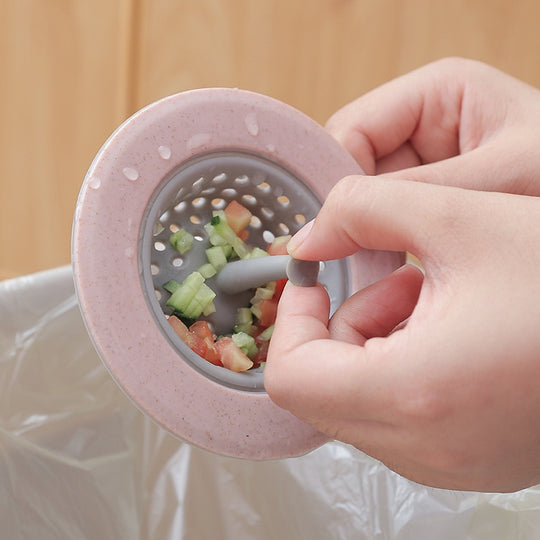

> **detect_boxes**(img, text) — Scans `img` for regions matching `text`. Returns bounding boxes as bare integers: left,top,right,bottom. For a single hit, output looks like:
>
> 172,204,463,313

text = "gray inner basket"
140,150,349,392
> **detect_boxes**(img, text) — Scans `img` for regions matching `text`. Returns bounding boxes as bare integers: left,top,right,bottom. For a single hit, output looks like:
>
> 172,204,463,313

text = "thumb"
288,175,476,264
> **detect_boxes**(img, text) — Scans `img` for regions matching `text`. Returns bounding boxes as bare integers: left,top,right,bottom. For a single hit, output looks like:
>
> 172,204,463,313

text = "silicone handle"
216,255,319,294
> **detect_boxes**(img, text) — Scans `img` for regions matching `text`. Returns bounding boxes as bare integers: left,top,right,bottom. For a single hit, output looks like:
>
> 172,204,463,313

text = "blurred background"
2,0,540,279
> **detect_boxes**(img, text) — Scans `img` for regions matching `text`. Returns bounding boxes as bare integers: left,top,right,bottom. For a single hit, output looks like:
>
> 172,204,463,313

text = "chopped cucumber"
204,222,229,246
207,211,250,258
203,301,216,316
231,331,258,359
163,279,181,294
250,303,262,320
198,262,217,279
205,245,228,271
251,285,274,303
166,272,204,309
249,247,269,259
182,282,217,319
257,324,274,341
233,307,256,335
233,322,257,335
169,228,194,254
236,307,253,326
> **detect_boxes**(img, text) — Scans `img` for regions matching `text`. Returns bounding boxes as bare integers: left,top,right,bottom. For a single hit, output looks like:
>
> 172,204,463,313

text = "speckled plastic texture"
72,88,404,459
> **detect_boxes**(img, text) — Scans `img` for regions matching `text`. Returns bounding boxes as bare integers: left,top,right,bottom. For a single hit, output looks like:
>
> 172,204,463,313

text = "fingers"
268,282,331,356
326,57,540,195
264,282,404,422
287,175,475,263
329,264,424,345
326,57,471,173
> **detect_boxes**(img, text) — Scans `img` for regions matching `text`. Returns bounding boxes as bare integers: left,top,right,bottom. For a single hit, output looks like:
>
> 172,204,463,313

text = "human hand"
264,177,540,492
264,58,540,492
326,57,540,196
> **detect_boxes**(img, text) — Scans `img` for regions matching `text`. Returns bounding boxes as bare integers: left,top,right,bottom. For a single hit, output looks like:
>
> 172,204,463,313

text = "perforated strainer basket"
72,88,403,459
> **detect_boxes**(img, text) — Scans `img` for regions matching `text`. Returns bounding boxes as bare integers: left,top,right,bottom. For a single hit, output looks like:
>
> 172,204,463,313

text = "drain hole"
193,177,205,191
261,207,274,219
235,174,249,185
213,172,227,183
294,213,307,225
262,230,275,243
241,194,257,206
211,197,226,209
277,223,290,235
277,195,290,207
192,197,206,208
250,215,262,228
257,181,271,193
221,188,238,198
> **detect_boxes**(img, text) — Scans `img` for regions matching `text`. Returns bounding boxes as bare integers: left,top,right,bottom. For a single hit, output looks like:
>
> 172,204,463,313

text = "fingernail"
287,219,315,254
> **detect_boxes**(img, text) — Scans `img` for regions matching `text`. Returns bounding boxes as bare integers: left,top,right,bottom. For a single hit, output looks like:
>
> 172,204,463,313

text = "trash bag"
1,266,539,539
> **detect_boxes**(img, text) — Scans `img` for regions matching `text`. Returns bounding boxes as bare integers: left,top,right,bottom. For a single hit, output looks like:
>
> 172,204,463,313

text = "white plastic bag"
1,266,539,539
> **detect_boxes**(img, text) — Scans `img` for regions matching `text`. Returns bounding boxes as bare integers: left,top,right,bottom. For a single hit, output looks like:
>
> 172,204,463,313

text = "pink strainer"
72,88,403,459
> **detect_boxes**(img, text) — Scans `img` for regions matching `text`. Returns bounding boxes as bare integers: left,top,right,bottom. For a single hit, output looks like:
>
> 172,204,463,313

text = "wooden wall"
2,0,540,278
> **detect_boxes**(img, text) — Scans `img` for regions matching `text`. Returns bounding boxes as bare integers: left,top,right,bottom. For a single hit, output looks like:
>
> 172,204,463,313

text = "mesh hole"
263,230,275,243
277,223,290,235
250,215,262,228
193,177,205,191
213,172,227,184
294,214,307,226
192,197,206,208
154,241,166,252
241,194,257,206
277,195,290,206
211,198,226,209
235,175,249,185
222,188,238,198
257,181,271,193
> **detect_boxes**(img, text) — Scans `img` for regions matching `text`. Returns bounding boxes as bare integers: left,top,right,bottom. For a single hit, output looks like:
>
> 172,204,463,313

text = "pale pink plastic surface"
72,88,403,459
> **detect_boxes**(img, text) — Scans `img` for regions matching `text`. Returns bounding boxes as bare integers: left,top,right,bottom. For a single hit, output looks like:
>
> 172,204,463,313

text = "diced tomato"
267,235,291,255
253,339,269,366
169,316,222,365
168,315,191,341
273,278,287,301
224,200,252,235
259,298,278,328
189,320,215,341
187,334,209,359
202,337,221,366
215,337,253,372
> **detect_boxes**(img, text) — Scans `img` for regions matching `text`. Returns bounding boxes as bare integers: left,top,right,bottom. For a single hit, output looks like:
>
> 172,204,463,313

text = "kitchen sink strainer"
72,88,403,459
